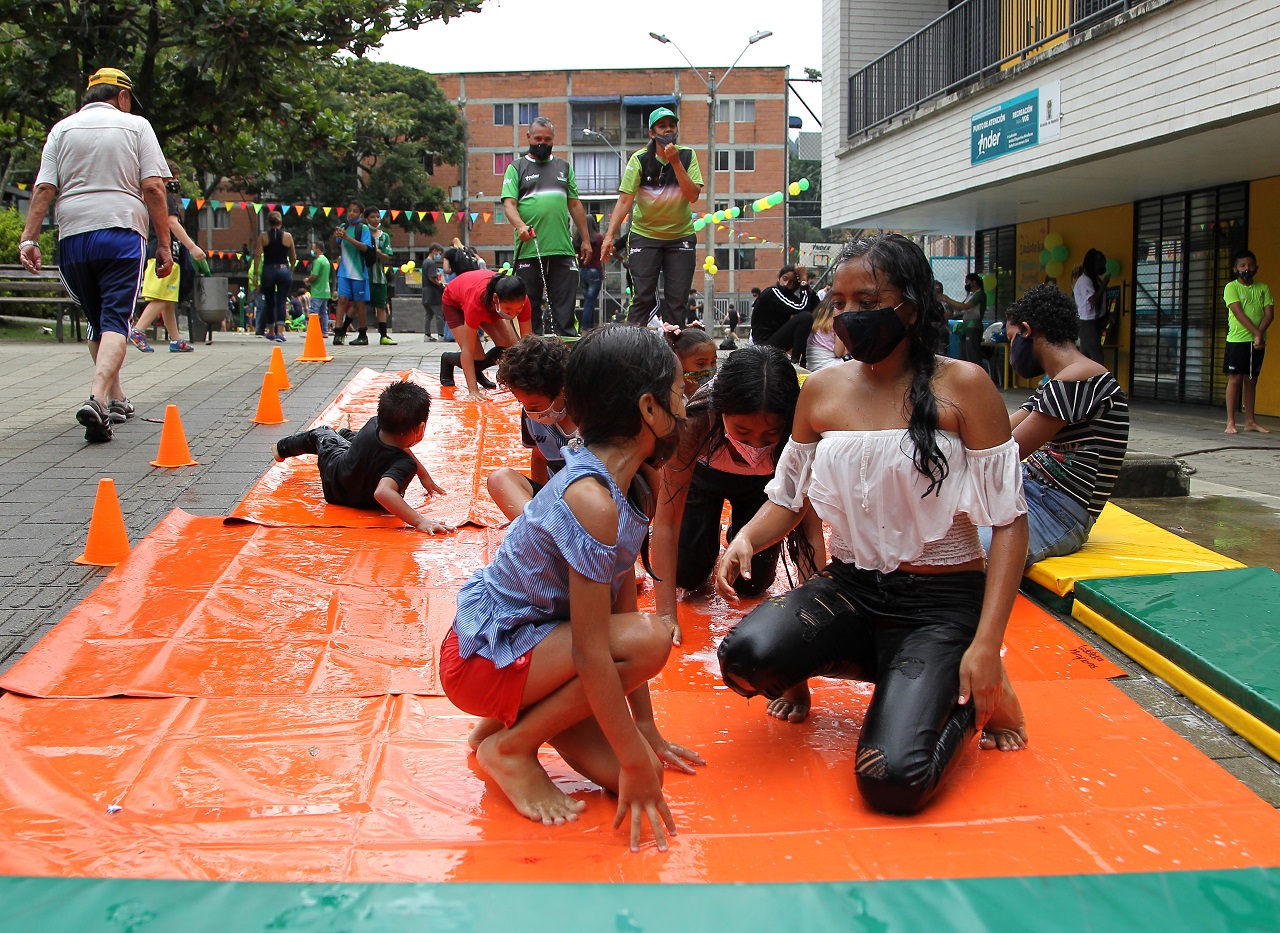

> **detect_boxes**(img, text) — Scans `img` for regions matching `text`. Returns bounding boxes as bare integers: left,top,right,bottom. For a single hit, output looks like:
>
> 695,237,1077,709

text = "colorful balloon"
1039,249,1052,267
798,178,810,191
707,264,719,275
1043,232,1063,250
982,273,997,290
1105,258,1122,277
788,182,801,196
1050,245,1069,263
1045,260,1065,278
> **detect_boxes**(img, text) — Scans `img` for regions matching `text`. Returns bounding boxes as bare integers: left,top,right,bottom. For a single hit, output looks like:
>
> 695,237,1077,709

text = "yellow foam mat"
1024,503,1246,597
1071,601,1280,761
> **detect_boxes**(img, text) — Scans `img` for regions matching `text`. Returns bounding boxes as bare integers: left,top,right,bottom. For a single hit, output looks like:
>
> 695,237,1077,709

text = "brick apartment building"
198,65,792,318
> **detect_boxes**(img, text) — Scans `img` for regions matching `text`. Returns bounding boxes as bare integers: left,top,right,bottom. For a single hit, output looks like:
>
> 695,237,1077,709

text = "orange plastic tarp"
1,680,1278,883
230,369,524,529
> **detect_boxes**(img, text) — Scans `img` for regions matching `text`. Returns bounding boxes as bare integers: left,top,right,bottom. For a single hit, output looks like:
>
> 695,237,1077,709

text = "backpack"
446,246,480,275
346,222,376,272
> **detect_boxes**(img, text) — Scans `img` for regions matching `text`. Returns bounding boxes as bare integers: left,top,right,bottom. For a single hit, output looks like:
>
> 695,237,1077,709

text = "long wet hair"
483,271,527,309
565,324,680,447
687,344,799,465
837,233,950,496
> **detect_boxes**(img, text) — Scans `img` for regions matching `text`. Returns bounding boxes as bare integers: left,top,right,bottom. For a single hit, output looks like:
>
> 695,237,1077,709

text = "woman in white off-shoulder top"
714,234,1030,815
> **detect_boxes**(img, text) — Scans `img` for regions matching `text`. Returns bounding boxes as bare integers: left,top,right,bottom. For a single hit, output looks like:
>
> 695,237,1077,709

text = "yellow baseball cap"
87,67,134,90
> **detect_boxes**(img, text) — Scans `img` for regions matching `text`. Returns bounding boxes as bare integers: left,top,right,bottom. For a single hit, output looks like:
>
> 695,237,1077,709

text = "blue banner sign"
971,89,1040,164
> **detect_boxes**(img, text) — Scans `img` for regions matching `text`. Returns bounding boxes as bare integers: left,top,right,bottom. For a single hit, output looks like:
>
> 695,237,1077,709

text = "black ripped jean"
717,560,987,814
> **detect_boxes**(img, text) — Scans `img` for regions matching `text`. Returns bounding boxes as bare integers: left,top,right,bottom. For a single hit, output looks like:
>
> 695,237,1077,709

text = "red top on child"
443,270,533,329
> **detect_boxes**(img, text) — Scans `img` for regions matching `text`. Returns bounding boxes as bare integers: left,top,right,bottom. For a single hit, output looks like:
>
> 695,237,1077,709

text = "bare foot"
476,732,586,825
766,683,811,723
1244,422,1272,433
467,717,504,751
978,669,1028,751
1225,424,1239,434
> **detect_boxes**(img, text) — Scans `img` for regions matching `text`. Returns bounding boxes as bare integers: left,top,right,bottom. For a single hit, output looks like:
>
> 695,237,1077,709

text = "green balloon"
693,219,705,231
1105,258,1122,276
798,178,810,191
1039,249,1051,267
729,207,741,218
502,262,512,269
1050,244,1069,263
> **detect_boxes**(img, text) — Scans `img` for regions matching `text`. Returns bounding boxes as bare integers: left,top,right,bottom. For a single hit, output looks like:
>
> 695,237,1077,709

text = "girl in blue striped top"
442,324,705,851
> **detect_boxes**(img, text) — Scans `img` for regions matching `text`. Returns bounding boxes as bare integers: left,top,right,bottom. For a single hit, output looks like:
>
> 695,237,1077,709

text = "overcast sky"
372,0,825,128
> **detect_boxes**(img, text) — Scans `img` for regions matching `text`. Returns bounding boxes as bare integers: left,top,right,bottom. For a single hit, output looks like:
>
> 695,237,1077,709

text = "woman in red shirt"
440,270,534,400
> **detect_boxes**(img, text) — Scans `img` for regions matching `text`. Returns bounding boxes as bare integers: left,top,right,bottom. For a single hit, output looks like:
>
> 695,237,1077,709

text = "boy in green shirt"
363,207,397,345
1223,248,1274,434
306,249,333,336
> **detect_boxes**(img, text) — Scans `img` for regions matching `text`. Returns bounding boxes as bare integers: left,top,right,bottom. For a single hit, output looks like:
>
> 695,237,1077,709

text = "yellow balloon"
707,264,719,275
1045,260,1065,278
1043,232,1063,250
406,260,416,270
788,182,801,196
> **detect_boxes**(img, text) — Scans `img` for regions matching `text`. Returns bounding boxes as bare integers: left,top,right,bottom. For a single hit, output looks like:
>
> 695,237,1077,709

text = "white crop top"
766,430,1025,573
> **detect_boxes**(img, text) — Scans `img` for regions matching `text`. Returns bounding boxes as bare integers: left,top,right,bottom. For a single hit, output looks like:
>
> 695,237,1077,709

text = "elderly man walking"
19,67,172,443
501,116,592,336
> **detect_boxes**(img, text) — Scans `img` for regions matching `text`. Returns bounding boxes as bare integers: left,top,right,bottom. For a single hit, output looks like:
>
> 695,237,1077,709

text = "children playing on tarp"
274,380,453,534
443,324,704,850
485,335,582,521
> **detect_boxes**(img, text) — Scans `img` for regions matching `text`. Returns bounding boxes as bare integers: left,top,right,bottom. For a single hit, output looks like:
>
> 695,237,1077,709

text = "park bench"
0,264,82,342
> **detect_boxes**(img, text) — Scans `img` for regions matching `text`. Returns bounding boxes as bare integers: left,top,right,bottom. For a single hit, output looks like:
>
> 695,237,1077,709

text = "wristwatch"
19,239,40,250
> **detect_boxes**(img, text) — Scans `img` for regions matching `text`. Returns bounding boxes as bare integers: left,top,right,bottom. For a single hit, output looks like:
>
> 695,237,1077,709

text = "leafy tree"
265,59,464,241
0,0,482,192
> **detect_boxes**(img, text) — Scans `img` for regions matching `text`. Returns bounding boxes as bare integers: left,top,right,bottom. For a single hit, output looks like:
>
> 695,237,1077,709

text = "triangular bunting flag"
595,213,603,222
444,212,453,222
195,199,206,210
308,207,318,217
391,210,401,220
431,211,440,221
323,207,333,216
292,204,303,215
253,203,264,213
224,201,234,211
482,212,491,222
182,198,191,209
470,213,479,223
266,203,277,212
335,207,345,217
379,209,387,218
16,183,27,190
239,201,248,210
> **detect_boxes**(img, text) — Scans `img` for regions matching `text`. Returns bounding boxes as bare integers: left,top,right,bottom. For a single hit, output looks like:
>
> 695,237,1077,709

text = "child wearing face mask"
979,283,1129,566
652,345,826,637
486,335,583,520
443,324,704,850
662,322,718,398
438,269,534,401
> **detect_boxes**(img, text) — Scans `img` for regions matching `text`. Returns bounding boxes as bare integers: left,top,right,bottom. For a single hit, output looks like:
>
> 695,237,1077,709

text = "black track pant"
717,561,986,814
677,463,780,595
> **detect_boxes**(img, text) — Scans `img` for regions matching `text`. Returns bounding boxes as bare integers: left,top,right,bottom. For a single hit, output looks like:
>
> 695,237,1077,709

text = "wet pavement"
0,337,1276,807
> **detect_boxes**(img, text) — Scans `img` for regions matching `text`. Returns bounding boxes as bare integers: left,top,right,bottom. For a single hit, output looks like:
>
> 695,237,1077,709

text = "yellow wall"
1249,176,1280,416
1010,205,1134,389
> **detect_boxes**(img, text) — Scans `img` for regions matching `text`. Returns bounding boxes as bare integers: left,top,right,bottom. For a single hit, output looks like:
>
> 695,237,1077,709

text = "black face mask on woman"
1010,333,1045,379
645,411,684,468
833,304,908,364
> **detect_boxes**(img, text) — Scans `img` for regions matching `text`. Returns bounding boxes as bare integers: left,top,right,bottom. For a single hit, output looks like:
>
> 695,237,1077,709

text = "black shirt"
421,257,444,305
320,417,419,509
751,285,817,345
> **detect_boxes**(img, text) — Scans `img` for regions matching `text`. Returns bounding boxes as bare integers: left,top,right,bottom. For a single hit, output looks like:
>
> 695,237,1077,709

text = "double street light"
650,29,772,328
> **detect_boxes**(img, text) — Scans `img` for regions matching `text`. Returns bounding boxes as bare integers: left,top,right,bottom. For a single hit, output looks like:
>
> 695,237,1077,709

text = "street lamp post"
650,30,771,329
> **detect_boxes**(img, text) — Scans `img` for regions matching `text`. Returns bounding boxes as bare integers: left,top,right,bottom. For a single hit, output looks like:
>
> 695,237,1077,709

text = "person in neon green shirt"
1222,248,1274,434
601,107,703,327
306,248,332,335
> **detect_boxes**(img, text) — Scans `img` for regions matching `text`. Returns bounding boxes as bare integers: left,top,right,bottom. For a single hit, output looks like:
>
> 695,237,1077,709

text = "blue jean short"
980,463,1094,567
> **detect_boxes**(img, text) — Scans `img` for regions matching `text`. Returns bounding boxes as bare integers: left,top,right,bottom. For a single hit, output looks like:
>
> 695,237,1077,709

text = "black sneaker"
107,398,135,424
350,334,369,346
476,370,497,390
439,355,456,387
332,333,345,346
76,397,113,443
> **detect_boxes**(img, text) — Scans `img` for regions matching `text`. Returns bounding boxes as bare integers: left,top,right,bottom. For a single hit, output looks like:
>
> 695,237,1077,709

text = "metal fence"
848,0,1136,139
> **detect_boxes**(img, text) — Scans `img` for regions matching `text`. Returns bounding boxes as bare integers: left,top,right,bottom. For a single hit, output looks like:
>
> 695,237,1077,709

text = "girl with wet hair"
439,270,533,400
443,324,704,850
715,233,1029,815
653,345,825,639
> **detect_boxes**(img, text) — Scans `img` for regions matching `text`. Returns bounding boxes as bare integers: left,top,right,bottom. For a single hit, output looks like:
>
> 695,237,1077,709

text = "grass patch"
0,316,60,343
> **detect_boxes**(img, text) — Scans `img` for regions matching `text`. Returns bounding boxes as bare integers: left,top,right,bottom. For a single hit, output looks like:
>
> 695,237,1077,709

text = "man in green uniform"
364,207,397,345
306,247,333,336
501,116,593,336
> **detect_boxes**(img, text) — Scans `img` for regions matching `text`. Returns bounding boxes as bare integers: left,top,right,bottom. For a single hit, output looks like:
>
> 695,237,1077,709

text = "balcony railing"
847,0,1136,139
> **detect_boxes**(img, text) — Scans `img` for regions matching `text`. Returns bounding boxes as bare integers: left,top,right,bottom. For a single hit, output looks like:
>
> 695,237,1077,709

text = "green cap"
648,107,678,129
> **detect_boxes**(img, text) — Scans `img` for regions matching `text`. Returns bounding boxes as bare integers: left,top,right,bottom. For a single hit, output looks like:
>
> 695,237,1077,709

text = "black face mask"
165,180,180,193
654,133,677,147
1238,269,1256,283
833,304,908,364
528,143,552,161
1010,333,1044,379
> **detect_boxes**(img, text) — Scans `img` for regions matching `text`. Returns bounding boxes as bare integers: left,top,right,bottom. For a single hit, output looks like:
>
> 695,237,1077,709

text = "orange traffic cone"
269,345,293,390
296,313,333,362
150,404,198,467
75,478,131,566
251,372,287,425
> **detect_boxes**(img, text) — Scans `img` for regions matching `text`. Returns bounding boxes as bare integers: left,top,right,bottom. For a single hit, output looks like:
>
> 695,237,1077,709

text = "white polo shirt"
35,102,168,240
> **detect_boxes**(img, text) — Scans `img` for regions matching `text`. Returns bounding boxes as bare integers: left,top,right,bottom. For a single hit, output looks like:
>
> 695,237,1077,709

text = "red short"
442,300,467,332
439,629,532,728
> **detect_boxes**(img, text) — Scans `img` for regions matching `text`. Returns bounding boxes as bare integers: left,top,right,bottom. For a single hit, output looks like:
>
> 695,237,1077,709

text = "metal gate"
1131,184,1248,404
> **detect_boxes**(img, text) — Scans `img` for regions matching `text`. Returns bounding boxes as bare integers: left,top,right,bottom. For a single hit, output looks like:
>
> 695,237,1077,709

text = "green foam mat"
1075,567,1280,730
2,870,1278,931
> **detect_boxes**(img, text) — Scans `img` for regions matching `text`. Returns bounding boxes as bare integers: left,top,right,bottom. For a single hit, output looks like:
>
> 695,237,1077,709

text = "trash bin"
192,275,228,344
